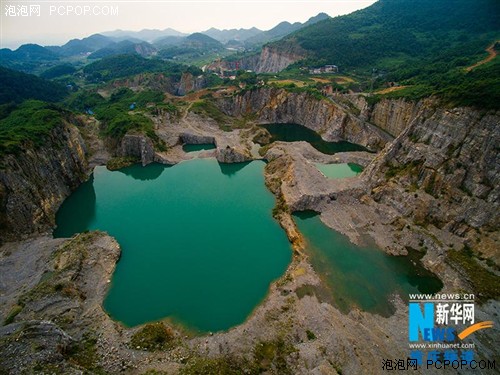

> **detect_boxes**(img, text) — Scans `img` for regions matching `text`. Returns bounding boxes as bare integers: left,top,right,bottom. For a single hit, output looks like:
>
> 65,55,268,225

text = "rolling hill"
245,13,330,47
0,44,60,72
88,41,157,59
0,67,68,105
202,27,263,43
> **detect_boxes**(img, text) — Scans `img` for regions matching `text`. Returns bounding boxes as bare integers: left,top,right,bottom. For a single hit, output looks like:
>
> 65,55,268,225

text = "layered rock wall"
364,105,500,238
0,125,88,241
217,88,393,150
119,134,155,166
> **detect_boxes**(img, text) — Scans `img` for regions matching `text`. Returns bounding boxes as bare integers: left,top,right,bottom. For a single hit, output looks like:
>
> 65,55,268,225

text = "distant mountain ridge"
101,28,187,42
244,13,330,46
88,41,157,59
201,27,263,43
48,34,114,57
0,12,332,73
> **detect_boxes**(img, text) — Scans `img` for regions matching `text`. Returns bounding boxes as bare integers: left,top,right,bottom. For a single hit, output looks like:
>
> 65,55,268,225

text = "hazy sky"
1,0,376,49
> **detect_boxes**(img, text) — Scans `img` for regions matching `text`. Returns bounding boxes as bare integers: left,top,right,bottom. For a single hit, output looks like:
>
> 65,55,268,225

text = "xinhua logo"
409,302,493,342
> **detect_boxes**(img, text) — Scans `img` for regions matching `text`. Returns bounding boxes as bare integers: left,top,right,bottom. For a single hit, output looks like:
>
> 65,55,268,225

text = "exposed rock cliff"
119,133,155,166
367,98,422,137
216,87,393,150
208,44,306,73
364,105,500,252
176,73,207,96
108,73,178,94
216,145,252,163
108,72,206,97
252,44,306,73
0,124,88,242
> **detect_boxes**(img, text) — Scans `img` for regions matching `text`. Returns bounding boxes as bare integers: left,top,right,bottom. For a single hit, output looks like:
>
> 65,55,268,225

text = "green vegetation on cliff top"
66,87,168,149
0,100,66,157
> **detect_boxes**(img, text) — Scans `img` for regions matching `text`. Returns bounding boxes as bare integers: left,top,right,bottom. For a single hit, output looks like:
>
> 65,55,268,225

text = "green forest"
0,67,68,105
0,101,67,157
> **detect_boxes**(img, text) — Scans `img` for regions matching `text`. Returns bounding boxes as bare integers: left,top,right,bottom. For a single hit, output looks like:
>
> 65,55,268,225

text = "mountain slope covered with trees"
273,0,500,108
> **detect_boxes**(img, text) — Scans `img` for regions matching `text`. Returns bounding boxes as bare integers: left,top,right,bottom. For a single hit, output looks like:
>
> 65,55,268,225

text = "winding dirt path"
466,41,499,72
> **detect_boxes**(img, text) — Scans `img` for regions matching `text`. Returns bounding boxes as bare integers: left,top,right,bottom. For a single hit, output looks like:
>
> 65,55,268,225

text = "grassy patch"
3,304,23,325
130,322,175,351
306,330,316,340
180,356,258,375
65,333,106,374
190,99,229,127
253,338,296,375
384,160,422,180
66,88,168,151
272,194,290,219
446,248,500,302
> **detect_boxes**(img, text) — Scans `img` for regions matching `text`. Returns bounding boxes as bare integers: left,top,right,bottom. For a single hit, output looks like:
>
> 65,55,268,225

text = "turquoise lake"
54,159,292,332
294,211,443,316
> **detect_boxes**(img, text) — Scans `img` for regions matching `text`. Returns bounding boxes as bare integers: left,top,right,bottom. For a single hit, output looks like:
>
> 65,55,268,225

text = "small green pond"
54,159,292,332
316,163,363,179
294,211,443,316
261,123,368,154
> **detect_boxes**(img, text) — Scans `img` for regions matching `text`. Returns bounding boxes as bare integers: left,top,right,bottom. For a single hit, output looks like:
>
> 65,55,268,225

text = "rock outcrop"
252,44,306,73
207,44,306,74
367,98,423,137
0,232,123,374
216,145,252,163
119,133,155,166
176,73,207,96
0,125,88,242
217,87,393,150
107,72,207,97
364,105,500,246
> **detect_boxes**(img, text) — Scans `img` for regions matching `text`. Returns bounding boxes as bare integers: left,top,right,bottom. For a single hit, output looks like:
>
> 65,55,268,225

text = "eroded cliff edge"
216,87,394,150
0,124,88,242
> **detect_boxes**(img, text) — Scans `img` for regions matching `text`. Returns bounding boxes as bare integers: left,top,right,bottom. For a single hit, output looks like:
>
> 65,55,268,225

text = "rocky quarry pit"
0,88,498,374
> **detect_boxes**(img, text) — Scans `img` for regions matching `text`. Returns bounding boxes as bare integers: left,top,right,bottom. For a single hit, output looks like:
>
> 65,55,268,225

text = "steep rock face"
209,44,305,73
176,72,207,96
368,98,423,137
180,133,216,145
364,105,500,238
119,133,155,166
109,73,178,95
108,72,206,96
216,145,252,163
0,125,88,242
252,44,305,73
217,88,393,150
